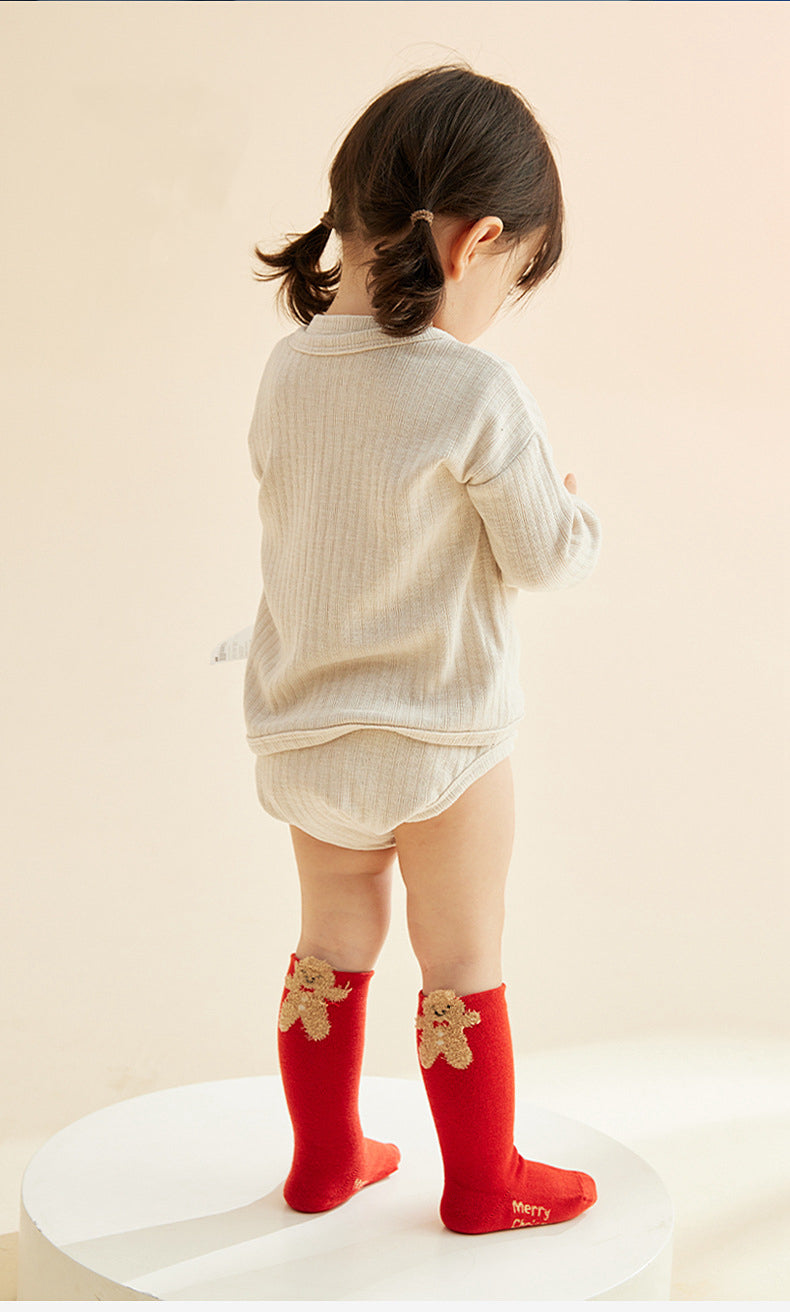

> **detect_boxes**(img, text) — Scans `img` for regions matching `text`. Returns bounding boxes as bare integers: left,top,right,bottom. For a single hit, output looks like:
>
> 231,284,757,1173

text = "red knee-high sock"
416,983,597,1234
277,953,400,1212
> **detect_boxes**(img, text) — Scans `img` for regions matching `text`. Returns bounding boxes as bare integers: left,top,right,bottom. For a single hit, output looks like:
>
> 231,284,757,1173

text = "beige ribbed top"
243,313,602,756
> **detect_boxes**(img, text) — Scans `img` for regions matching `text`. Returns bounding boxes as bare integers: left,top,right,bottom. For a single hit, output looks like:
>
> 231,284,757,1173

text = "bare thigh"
393,756,515,996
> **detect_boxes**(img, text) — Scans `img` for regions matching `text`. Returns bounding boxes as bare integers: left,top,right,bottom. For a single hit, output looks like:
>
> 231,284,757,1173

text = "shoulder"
419,331,517,388
267,330,301,369
462,339,544,411
433,335,546,428
432,338,549,484
251,331,303,402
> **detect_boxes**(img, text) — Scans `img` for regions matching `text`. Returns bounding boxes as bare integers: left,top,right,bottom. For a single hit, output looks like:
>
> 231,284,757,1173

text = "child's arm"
466,429,601,591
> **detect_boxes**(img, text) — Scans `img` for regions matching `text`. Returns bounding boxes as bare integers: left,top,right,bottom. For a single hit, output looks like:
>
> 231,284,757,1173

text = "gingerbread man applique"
416,989,481,1070
278,956,352,1041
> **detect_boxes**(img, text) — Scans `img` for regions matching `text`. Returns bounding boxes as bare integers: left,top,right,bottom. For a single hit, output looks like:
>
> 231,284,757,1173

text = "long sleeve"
466,429,602,591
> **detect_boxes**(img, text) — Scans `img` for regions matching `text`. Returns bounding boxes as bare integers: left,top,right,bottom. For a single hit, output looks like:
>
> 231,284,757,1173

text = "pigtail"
367,217,446,338
252,220,340,325
253,67,565,335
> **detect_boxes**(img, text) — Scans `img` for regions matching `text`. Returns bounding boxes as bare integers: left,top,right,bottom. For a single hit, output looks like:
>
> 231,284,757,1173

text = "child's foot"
440,1146,596,1233
284,1136,401,1213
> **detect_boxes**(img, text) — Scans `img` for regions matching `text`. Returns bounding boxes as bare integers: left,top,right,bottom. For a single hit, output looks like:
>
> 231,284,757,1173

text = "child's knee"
413,948,503,998
296,923,389,972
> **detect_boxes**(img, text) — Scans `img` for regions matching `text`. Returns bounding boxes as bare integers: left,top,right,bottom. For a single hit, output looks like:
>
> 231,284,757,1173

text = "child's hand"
564,472,577,495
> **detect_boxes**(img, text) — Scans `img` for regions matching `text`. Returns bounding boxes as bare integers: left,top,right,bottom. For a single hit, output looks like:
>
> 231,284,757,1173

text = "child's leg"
289,824,396,970
393,758,596,1234
394,756,515,996
277,827,400,1212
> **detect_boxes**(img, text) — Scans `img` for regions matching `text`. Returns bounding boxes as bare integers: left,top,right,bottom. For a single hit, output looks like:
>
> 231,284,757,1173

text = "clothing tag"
210,624,253,663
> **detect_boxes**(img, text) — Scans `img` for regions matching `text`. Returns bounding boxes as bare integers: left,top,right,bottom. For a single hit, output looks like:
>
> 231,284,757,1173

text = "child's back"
245,312,600,756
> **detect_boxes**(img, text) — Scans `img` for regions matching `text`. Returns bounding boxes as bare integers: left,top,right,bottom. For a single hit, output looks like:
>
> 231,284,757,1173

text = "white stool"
18,1074,673,1300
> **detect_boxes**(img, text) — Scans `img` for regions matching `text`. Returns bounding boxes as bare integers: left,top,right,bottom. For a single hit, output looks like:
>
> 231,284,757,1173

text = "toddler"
243,63,602,1235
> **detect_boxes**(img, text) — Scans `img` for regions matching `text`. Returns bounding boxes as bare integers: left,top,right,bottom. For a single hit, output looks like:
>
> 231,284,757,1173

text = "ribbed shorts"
253,727,517,851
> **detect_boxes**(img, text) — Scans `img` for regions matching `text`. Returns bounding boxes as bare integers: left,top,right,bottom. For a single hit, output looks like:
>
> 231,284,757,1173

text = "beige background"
2,0,788,1298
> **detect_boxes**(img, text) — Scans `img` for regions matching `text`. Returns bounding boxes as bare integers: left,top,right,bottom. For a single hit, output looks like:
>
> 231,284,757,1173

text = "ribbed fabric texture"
255,728,517,849
244,313,602,756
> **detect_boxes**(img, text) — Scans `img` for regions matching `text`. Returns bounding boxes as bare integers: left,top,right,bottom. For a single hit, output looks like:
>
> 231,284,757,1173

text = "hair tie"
319,212,334,230
410,209,434,226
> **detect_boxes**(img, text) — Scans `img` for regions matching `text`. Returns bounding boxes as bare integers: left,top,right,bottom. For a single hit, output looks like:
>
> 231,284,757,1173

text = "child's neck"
324,247,375,316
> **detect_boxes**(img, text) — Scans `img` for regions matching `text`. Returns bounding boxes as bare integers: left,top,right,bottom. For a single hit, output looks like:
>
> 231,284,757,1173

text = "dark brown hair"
252,62,564,338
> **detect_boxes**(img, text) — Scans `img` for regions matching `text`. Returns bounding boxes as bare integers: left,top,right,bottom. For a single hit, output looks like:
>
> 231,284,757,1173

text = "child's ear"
446,217,504,281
